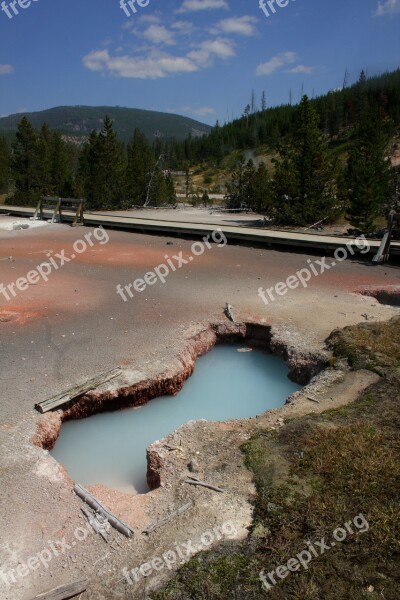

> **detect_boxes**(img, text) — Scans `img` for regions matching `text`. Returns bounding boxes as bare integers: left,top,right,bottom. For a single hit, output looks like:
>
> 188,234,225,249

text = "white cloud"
188,37,235,67
286,64,315,74
83,35,235,79
177,0,229,14
171,20,194,34
375,0,400,15
138,14,162,24
167,106,216,117
0,64,14,75
256,52,296,76
211,16,257,36
123,14,161,31
143,24,176,45
84,6,238,81
82,49,198,79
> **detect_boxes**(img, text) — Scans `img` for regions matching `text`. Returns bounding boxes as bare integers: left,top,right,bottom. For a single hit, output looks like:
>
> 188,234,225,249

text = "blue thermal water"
51,345,301,493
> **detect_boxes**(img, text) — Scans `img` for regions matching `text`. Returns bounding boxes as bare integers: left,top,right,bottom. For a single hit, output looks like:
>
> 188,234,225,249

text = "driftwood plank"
35,368,122,413
31,578,89,600
143,501,193,534
74,484,134,538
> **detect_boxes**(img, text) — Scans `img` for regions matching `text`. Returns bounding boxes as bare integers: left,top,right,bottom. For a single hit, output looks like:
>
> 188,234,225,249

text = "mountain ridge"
0,105,212,143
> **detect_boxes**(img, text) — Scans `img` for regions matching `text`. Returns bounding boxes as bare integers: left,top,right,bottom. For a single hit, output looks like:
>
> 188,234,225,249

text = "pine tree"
12,117,42,205
271,96,334,225
164,171,176,204
184,165,191,199
251,90,257,114
0,136,11,194
82,117,127,209
77,130,98,205
149,166,176,206
243,104,251,124
271,151,299,223
202,190,211,207
261,91,267,112
225,159,257,209
209,121,224,166
99,116,127,208
225,159,246,209
342,67,349,90
37,124,53,195
347,110,392,231
252,162,272,213
243,159,257,206
358,70,367,85
127,128,155,206
51,131,74,197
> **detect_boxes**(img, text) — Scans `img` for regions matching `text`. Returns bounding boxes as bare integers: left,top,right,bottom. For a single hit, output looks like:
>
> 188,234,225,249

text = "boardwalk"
1,205,399,257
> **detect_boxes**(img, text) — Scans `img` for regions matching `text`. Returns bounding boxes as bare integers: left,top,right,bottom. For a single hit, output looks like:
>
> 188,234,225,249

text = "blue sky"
0,0,399,125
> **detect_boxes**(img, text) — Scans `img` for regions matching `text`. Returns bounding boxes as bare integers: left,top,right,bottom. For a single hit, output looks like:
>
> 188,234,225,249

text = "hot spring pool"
51,345,301,493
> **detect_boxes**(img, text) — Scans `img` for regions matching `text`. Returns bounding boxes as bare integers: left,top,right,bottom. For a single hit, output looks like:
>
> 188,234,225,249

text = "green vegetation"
346,109,393,231
225,158,272,213
5,116,176,210
165,70,400,165
152,317,400,600
0,135,11,194
327,317,400,374
166,69,400,227
270,96,336,225
221,91,396,225
1,69,399,222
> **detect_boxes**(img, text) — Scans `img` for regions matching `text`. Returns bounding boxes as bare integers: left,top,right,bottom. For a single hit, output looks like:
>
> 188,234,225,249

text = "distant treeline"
157,69,400,166
0,117,175,210
0,69,399,229
224,94,398,230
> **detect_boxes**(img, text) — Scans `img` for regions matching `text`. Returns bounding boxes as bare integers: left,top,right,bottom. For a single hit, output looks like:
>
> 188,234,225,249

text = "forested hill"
166,69,400,163
0,106,211,143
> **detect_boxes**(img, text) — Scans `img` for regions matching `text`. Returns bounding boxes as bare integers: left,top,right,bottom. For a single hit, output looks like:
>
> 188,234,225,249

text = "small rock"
188,460,200,473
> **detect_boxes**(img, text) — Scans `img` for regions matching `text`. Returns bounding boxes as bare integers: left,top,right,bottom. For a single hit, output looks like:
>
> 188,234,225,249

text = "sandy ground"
0,216,399,599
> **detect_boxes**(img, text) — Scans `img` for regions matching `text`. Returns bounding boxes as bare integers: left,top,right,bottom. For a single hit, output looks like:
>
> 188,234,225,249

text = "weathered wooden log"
35,368,122,413
31,578,89,600
184,476,224,493
73,484,134,538
143,501,193,534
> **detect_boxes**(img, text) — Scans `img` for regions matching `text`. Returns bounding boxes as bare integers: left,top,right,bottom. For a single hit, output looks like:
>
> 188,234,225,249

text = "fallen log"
31,578,89,600
73,484,134,538
184,476,224,493
143,501,193,534
35,368,122,413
